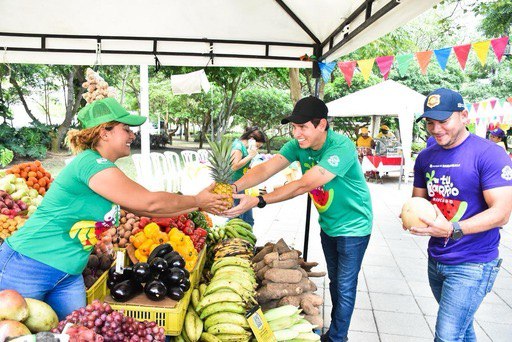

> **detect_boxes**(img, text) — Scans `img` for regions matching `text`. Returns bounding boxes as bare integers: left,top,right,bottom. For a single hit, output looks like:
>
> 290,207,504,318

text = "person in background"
356,127,376,149
224,96,373,342
488,127,508,150
230,126,266,226
406,88,512,341
0,98,228,320
376,124,396,140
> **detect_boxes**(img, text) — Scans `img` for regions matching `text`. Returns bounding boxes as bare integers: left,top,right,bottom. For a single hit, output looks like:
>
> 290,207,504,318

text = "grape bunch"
52,300,165,341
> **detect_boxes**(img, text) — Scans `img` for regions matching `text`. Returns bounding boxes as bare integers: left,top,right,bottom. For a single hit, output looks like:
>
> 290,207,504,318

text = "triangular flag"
476,118,480,125
396,54,413,77
465,103,472,112
499,98,506,107
434,47,451,71
375,56,394,80
481,101,488,110
318,61,337,83
490,99,497,109
337,61,357,87
415,51,433,75
473,102,480,112
507,97,512,104
453,44,471,70
500,115,504,123
491,36,509,62
472,40,491,66
357,58,375,82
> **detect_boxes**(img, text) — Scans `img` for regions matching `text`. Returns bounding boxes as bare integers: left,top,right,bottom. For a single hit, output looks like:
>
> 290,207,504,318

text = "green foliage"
0,146,13,167
474,0,512,37
268,136,292,151
0,123,54,159
411,141,427,153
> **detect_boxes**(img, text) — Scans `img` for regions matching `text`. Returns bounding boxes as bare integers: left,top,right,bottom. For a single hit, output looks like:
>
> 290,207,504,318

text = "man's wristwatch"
256,195,267,208
450,221,464,241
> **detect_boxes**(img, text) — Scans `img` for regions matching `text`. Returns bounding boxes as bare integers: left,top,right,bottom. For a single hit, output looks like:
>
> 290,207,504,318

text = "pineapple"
207,137,235,208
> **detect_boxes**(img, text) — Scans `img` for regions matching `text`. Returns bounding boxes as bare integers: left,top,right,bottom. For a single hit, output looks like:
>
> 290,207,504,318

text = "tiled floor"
252,177,512,341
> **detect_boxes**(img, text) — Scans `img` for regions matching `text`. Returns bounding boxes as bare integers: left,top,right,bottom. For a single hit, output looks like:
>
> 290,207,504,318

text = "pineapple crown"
206,137,235,182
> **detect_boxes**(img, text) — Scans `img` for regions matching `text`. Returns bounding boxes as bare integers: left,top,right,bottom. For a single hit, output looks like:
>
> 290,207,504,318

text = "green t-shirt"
232,139,250,182
7,150,120,275
279,129,372,237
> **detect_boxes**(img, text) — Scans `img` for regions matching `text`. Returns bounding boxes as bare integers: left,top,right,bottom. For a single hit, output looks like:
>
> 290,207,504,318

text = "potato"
126,213,135,219
126,218,136,225
123,231,131,239
124,223,132,231
120,217,127,224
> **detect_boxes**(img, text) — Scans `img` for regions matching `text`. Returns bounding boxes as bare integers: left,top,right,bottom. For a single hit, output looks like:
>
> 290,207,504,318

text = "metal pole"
302,77,321,261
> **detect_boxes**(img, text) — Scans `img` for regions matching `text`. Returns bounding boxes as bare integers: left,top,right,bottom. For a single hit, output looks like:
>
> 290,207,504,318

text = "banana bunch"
191,256,257,342
212,238,254,261
207,219,256,246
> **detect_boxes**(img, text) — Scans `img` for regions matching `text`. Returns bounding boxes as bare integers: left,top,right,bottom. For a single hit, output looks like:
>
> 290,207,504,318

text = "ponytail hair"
240,126,266,143
65,121,118,155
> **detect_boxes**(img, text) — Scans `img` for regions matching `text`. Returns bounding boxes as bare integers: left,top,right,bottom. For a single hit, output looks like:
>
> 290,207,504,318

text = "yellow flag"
472,40,491,66
481,101,488,110
357,58,375,82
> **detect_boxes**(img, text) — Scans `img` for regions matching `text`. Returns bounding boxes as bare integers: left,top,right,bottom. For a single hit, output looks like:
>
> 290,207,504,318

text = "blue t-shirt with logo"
414,134,512,264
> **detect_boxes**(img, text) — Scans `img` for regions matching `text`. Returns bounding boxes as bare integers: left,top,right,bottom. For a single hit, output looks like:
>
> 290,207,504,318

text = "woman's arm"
89,168,228,217
231,149,257,171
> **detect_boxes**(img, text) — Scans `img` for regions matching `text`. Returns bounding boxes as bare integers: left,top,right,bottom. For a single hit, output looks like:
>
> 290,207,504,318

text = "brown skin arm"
233,154,291,192
89,167,228,217
224,165,335,217
408,186,512,237
231,149,256,171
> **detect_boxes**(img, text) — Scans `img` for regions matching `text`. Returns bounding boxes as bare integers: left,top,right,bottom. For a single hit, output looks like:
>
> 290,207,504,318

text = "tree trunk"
9,73,41,124
289,68,301,105
184,119,189,142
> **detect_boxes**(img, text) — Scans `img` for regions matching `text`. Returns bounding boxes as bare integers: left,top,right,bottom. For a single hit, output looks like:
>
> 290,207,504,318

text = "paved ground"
252,176,512,342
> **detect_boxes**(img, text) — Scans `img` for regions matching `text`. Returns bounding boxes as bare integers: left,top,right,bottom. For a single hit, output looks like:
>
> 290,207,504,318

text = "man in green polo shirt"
224,96,373,342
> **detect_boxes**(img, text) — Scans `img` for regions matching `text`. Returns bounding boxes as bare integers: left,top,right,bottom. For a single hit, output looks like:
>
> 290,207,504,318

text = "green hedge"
0,123,54,160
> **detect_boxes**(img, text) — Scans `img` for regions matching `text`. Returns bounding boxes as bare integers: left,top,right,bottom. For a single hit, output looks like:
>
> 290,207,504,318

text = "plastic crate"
106,246,206,336
85,263,113,304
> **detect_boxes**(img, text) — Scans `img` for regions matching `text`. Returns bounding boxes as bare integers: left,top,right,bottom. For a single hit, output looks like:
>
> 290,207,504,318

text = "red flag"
490,99,497,109
337,61,357,87
453,44,471,70
473,102,480,112
375,56,394,80
491,36,509,62
415,51,433,75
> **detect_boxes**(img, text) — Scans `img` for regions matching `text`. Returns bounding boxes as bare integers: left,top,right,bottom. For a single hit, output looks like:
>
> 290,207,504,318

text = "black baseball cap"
415,88,465,123
281,96,328,124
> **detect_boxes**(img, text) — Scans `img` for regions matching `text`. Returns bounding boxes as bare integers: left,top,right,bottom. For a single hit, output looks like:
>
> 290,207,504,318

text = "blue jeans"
428,257,501,342
0,242,86,320
234,195,254,226
320,230,370,342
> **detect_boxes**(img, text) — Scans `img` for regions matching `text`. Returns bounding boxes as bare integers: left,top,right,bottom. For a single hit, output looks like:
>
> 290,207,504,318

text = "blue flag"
318,61,337,83
434,47,451,71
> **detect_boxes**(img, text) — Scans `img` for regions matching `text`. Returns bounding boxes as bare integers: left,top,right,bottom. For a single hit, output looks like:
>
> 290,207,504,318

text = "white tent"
1,0,439,66
326,80,426,169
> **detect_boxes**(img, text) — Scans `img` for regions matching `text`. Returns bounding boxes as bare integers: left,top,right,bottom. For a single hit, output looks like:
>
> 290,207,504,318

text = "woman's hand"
409,205,452,238
248,148,258,158
195,183,229,214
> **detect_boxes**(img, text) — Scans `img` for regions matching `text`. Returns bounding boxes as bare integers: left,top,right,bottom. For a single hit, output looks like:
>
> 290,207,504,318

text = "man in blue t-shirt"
224,96,372,342
408,88,512,341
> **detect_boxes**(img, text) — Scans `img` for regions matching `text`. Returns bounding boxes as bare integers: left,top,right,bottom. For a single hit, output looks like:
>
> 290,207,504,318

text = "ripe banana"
191,289,201,311
199,332,222,342
213,334,251,342
185,307,203,342
204,312,250,330
207,323,247,335
199,302,246,320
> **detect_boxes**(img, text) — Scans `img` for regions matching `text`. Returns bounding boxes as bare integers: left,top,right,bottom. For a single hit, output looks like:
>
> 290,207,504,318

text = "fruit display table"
362,155,404,186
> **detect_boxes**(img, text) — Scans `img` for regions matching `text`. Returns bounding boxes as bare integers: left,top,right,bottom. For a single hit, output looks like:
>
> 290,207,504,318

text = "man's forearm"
460,206,511,235
234,164,272,191
262,179,309,204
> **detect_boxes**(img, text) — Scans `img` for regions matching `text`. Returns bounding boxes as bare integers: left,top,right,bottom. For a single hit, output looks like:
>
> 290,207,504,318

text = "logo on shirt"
502,165,512,181
96,158,109,164
426,171,460,197
327,155,339,167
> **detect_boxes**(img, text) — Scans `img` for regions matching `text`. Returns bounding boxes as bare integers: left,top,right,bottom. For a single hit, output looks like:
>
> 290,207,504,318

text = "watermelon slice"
309,187,334,213
431,196,467,222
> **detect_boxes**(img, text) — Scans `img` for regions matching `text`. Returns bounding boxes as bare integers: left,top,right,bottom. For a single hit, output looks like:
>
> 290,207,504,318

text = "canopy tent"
0,0,439,259
326,80,426,170
1,0,439,67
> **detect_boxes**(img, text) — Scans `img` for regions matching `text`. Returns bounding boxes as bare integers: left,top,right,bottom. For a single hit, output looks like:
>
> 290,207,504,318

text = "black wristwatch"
450,221,464,241
256,195,267,208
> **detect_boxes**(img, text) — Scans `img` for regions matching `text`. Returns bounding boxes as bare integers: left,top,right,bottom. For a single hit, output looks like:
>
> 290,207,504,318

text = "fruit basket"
105,247,206,336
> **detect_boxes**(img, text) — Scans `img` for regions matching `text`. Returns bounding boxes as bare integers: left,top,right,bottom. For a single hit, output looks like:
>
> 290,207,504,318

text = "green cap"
77,97,147,128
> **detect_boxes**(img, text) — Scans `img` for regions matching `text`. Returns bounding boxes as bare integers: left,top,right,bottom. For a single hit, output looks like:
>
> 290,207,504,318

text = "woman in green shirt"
0,98,227,320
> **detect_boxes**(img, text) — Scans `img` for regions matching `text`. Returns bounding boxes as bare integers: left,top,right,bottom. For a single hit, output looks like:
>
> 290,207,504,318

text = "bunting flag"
473,102,480,112
500,115,504,123
499,98,507,107
375,55,394,80
453,44,471,70
472,40,491,66
476,118,480,125
416,51,433,75
434,47,451,71
481,101,488,110
357,58,375,82
318,61,337,83
465,103,472,112
491,36,509,62
337,61,357,87
490,99,497,109
396,54,413,77
507,97,512,104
